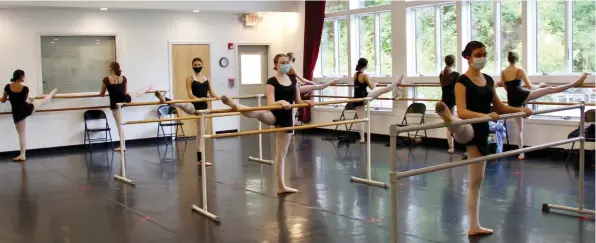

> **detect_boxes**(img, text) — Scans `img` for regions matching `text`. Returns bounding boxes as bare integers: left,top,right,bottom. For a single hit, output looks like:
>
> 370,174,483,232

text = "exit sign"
244,14,259,27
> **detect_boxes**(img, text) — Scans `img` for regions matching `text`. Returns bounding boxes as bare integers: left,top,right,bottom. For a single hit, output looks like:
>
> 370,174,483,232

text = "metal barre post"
113,104,134,186
350,98,387,188
191,111,220,222
249,94,273,165
389,125,399,243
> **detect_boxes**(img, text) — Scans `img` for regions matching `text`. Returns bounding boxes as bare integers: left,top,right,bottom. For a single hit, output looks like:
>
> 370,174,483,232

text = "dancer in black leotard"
499,51,587,160
439,55,460,153
99,62,152,151
154,57,218,166
435,41,531,236
352,58,405,143
1,70,57,161
219,54,313,194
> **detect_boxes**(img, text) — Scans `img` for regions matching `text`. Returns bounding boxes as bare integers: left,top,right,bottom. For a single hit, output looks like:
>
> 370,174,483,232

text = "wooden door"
171,44,212,137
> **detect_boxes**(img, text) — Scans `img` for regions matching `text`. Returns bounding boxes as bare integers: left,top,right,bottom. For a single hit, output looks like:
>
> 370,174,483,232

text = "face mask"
471,57,487,70
279,64,291,74
193,67,202,73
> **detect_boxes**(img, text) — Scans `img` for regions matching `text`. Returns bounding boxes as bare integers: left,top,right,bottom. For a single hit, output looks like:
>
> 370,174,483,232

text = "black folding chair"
566,109,595,167
395,103,428,145
322,102,359,143
83,110,114,152
156,105,186,143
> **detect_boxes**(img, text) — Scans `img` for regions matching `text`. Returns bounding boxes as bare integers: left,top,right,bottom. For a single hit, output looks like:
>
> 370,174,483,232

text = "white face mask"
471,57,487,70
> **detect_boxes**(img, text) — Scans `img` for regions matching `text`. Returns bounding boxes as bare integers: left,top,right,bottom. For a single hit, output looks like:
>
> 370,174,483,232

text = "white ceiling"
0,1,303,13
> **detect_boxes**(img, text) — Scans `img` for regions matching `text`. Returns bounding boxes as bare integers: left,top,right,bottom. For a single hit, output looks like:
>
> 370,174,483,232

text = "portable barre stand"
388,102,594,243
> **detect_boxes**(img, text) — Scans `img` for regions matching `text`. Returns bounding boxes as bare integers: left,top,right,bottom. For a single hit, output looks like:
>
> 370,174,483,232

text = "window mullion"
334,19,340,76
375,13,381,76
435,6,442,73
565,0,573,72
494,0,502,72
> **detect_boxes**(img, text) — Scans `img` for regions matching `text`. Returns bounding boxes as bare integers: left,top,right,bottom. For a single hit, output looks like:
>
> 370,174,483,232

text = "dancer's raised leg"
275,131,297,194
32,88,57,112
366,73,405,99
128,85,153,101
435,102,474,144
523,73,587,103
466,145,493,236
221,95,276,125
298,78,341,94
154,91,196,115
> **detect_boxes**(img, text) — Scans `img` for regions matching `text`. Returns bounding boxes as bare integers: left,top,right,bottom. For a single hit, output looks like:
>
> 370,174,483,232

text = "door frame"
234,42,272,129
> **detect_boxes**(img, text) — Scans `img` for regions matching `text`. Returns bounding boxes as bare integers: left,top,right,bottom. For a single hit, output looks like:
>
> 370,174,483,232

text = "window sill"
313,107,394,116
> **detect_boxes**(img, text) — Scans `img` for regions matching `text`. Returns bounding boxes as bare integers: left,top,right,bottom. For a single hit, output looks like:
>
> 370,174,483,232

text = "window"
500,0,523,68
326,0,349,13
318,18,348,77
359,0,390,9
356,11,392,76
240,55,262,84
315,86,350,108
572,0,596,72
412,4,457,76
414,86,441,111
41,36,116,94
536,0,566,73
470,0,496,73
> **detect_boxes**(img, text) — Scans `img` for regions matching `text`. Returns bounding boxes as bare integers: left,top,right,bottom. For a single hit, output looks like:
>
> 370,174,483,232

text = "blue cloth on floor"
489,121,507,153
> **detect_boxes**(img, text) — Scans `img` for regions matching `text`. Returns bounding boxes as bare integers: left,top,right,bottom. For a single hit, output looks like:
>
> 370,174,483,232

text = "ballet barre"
388,103,592,243
190,97,373,222
310,95,398,101
33,90,168,99
118,95,257,107
330,83,439,87
313,96,593,106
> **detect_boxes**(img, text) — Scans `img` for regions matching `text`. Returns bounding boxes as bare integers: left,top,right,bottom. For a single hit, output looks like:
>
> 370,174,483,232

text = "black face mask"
193,67,202,73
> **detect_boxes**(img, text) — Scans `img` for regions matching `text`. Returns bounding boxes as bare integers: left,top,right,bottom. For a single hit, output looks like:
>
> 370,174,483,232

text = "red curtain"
299,0,326,124
302,0,326,80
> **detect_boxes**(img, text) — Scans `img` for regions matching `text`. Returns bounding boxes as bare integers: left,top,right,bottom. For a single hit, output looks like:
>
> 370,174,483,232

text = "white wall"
0,6,304,153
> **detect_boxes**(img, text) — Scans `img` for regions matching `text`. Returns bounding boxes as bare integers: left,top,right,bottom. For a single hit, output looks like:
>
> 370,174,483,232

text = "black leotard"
191,76,210,110
440,71,460,110
4,84,34,123
353,72,368,107
266,75,297,131
456,74,494,155
103,76,131,110
503,69,529,107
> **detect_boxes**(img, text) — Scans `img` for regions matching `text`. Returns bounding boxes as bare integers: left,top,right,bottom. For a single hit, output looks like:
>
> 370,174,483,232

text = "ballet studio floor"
0,132,593,243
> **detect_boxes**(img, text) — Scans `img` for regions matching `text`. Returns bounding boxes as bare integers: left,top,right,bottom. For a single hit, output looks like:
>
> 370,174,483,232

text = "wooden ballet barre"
206,118,368,139
1,105,111,115
330,83,439,87
203,98,366,115
124,112,241,125
119,95,257,107
33,90,168,99
311,95,398,101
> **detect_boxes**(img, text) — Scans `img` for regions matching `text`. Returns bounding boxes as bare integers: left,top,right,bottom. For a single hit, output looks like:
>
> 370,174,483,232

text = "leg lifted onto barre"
248,156,274,165
191,204,221,223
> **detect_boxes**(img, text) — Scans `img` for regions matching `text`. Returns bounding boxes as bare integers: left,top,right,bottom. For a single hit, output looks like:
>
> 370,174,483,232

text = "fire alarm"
228,43,234,50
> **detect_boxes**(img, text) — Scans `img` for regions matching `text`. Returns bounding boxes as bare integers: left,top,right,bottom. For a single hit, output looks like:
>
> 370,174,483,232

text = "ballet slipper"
448,148,455,154
197,161,212,166
468,227,494,236
221,95,238,110
154,91,167,103
576,73,588,87
277,187,298,194
12,155,26,162
435,102,453,123
518,153,525,160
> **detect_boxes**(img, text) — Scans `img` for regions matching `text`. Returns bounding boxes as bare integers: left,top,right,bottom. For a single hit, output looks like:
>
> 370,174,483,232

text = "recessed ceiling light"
100,8,108,11
50,42,55,44
53,38,58,41
192,10,200,13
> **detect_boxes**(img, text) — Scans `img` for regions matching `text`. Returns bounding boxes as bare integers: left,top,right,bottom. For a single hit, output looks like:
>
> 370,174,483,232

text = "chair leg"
84,130,88,150
108,130,114,150
161,126,168,143
565,142,576,167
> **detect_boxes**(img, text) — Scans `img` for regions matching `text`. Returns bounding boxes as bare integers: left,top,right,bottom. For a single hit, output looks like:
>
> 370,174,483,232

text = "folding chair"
395,103,428,145
83,110,114,152
157,105,186,143
322,102,359,143
566,109,595,167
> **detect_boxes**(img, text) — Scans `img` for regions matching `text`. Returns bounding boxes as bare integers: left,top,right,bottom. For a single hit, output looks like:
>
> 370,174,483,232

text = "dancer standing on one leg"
500,51,587,160
436,41,531,236
440,54,460,153
352,58,404,143
1,70,58,162
286,52,341,135
219,53,313,194
154,57,218,166
99,62,153,151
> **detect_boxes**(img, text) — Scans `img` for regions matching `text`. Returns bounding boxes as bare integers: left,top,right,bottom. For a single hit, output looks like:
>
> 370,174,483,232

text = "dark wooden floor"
0,133,593,243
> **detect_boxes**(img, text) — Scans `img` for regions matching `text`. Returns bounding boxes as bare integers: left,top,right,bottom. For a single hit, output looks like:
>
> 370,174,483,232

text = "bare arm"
363,74,375,90
206,77,218,99
295,72,315,85
99,78,107,96
455,82,491,119
491,86,525,114
498,72,505,87
266,84,286,106
186,77,199,99
0,91,7,103
519,68,535,89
